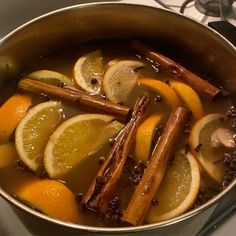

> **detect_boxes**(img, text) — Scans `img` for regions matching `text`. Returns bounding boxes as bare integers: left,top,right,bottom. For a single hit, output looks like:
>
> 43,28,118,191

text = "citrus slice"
102,60,145,103
44,114,124,178
16,179,80,223
15,101,62,172
135,114,162,161
0,94,31,144
27,70,73,86
189,113,227,183
147,150,200,223
170,80,204,120
73,50,103,94
0,143,18,168
138,79,181,108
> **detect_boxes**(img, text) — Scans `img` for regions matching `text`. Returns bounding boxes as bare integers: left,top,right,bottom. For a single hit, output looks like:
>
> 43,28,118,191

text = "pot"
0,2,235,234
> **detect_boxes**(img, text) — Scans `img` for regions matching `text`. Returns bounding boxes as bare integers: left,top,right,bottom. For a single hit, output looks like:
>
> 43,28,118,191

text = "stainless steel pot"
0,2,235,234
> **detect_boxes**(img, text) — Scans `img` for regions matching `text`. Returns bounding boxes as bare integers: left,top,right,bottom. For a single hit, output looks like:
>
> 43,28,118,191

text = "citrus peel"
0,94,31,144
135,114,162,161
170,80,203,120
147,150,200,222
138,78,181,108
16,179,80,223
15,101,62,172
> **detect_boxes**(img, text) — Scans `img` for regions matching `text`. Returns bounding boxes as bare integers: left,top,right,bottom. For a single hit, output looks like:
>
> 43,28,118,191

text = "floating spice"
75,193,84,203
194,143,203,152
131,40,222,99
222,151,236,189
154,95,162,103
185,143,190,155
98,156,106,164
104,197,123,226
91,78,98,84
151,197,159,206
122,107,190,226
18,78,131,119
81,96,150,214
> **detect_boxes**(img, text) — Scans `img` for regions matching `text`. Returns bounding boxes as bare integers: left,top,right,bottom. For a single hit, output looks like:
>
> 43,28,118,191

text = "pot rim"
0,2,235,233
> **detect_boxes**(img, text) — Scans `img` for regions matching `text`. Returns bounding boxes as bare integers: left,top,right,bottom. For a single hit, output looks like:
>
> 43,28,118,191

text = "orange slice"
189,113,226,183
170,80,204,120
0,94,31,144
102,60,145,103
135,114,162,161
16,179,80,223
27,70,73,86
147,150,200,223
44,114,124,178
138,79,181,108
74,50,103,94
15,101,63,172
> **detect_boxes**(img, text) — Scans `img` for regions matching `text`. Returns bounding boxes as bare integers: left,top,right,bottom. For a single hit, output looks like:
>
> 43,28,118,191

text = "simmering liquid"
0,39,233,227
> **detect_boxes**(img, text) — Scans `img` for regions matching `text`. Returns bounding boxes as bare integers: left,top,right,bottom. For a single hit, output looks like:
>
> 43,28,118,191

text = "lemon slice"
170,80,204,120
44,114,124,178
138,79,181,108
27,70,73,86
135,114,162,161
189,113,226,183
0,94,31,144
73,50,103,94
102,60,145,103
147,150,200,223
15,101,62,172
16,179,80,223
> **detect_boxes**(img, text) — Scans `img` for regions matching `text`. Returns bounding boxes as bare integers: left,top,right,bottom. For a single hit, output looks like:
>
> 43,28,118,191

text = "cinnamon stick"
131,40,222,99
81,96,150,214
18,78,131,119
122,107,189,226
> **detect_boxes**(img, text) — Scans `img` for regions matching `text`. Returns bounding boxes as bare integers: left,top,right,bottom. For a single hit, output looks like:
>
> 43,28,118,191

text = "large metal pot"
0,2,235,235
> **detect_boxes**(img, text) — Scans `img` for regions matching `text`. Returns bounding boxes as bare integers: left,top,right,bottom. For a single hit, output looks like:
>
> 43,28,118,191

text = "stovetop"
0,1,235,235
155,0,236,25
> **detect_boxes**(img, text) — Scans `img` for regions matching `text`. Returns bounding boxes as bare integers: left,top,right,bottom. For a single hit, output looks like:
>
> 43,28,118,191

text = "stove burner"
194,0,233,17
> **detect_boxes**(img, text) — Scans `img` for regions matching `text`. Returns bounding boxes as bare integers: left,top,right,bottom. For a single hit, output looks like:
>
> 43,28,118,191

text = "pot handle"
208,21,236,46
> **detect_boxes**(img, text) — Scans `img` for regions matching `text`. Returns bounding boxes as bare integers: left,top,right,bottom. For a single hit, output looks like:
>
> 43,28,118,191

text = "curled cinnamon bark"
18,78,131,119
131,40,222,99
122,107,190,226
81,96,150,215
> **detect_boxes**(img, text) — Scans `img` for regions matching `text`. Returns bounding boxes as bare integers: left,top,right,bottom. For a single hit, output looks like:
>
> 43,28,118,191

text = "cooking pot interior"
0,4,235,93
0,3,235,232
